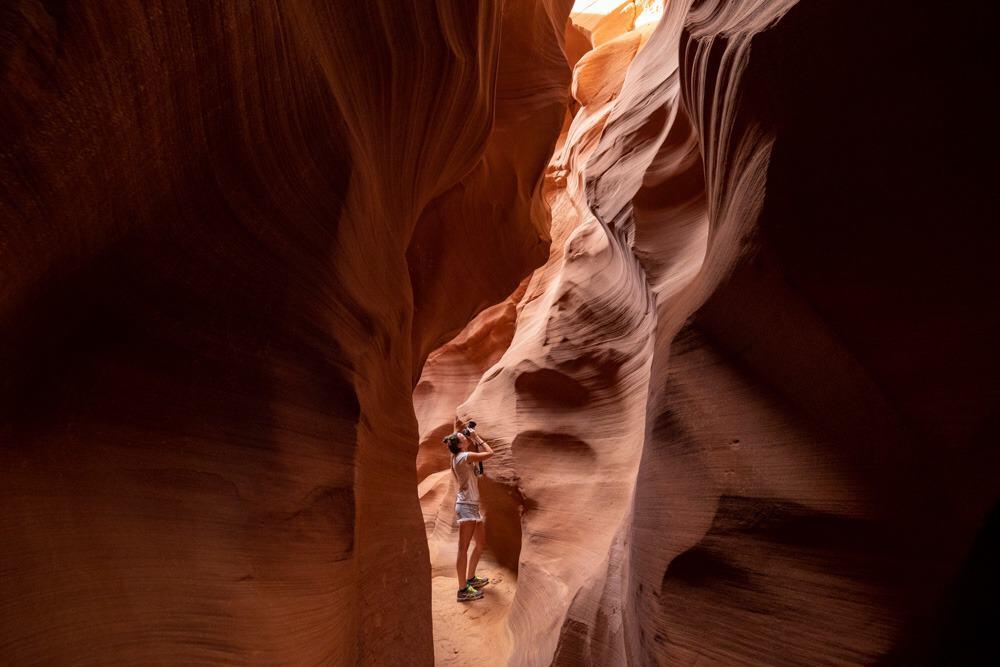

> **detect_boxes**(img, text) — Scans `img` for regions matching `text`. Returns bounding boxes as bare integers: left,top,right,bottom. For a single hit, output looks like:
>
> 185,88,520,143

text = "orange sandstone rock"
0,1,570,664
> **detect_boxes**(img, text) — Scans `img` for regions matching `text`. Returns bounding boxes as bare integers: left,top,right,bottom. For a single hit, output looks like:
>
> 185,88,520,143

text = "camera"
441,420,478,452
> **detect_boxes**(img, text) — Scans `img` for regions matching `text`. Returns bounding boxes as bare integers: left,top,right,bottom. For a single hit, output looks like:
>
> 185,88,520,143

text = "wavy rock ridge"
418,0,1000,664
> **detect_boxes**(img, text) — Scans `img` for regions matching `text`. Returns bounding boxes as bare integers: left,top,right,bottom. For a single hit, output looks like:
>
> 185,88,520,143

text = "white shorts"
455,502,484,523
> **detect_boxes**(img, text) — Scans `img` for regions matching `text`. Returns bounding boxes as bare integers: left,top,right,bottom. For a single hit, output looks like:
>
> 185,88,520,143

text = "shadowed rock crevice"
478,476,524,574
656,495,901,665
515,368,592,408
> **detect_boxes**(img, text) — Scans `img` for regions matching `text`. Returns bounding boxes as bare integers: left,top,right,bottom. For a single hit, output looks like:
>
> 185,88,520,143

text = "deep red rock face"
4,0,999,665
1,1,569,663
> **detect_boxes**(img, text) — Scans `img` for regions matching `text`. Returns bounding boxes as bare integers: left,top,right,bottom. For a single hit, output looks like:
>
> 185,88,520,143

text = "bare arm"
465,430,494,462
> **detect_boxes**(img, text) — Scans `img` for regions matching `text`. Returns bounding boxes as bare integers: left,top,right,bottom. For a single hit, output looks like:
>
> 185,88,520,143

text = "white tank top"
451,452,480,504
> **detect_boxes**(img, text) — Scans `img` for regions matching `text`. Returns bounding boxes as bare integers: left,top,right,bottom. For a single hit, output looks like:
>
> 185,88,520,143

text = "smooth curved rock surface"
628,0,1000,663
1,1,569,663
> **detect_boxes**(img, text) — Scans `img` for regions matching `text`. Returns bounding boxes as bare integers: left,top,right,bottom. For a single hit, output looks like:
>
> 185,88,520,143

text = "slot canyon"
1,0,998,664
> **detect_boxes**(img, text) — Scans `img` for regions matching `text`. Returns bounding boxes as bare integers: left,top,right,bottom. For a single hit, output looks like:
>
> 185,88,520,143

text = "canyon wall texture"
3,0,998,664
419,0,999,664
628,1,999,663
418,3,664,663
1,1,570,663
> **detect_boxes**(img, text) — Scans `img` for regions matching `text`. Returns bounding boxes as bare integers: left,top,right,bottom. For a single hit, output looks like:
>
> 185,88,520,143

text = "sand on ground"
431,560,516,666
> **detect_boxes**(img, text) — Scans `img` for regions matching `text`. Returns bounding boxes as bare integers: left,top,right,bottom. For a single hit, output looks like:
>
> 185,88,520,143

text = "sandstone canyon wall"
1,1,571,663
418,0,999,665
629,1,999,663
3,0,999,665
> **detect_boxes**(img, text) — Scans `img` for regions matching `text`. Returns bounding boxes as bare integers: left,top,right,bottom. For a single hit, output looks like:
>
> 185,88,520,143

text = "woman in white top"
444,426,494,602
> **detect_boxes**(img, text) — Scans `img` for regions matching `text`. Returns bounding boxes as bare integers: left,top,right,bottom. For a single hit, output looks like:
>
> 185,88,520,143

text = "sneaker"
457,585,484,602
467,575,490,589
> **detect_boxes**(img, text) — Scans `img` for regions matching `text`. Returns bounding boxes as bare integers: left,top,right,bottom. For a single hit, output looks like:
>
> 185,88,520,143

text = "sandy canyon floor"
432,560,517,666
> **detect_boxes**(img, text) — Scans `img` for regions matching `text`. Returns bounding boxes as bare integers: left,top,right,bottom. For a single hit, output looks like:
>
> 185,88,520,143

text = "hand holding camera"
459,420,485,475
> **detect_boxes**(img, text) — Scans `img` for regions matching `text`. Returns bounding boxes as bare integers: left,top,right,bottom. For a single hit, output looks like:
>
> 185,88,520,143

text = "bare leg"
456,521,475,589
468,519,486,579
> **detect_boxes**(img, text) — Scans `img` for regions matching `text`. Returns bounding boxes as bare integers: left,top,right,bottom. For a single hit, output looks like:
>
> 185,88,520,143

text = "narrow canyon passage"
414,3,666,663
415,291,528,664
2,0,998,665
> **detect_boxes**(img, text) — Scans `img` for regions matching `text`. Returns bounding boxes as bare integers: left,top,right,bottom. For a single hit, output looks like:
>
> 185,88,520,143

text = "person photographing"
442,421,494,602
